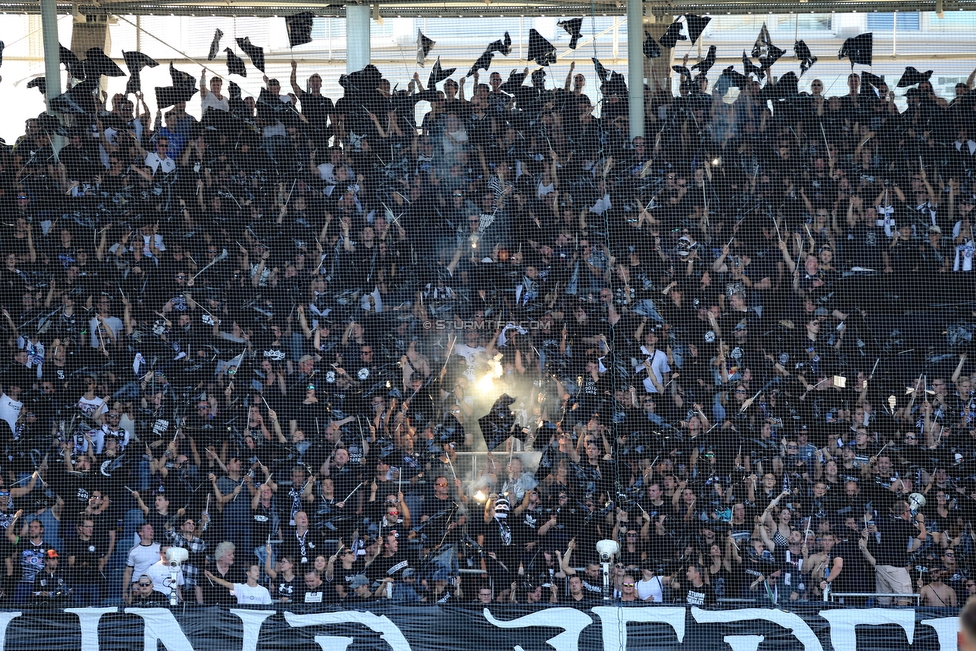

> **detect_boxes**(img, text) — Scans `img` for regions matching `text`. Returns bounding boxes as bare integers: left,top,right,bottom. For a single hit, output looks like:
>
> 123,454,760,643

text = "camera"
596,539,619,562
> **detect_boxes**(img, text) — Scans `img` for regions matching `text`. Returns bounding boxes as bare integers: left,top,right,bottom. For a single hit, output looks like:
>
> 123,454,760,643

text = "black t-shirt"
251,502,279,545
872,515,919,566
330,563,366,599
560,590,596,605
847,222,885,270
50,468,94,510
685,581,716,606
282,527,322,567
66,534,108,582
299,582,329,604
831,540,872,593
273,574,300,602
200,566,245,605
298,93,334,129
366,551,410,582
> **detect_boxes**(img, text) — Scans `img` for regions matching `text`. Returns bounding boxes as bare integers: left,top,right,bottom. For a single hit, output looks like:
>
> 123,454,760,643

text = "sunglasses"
138,582,151,587
622,582,635,587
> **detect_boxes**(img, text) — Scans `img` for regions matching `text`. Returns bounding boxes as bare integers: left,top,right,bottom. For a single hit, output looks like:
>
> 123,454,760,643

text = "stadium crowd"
1,36,976,611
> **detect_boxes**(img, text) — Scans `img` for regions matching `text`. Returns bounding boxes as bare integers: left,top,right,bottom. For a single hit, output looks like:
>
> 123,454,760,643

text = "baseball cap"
46,549,58,559
349,575,369,589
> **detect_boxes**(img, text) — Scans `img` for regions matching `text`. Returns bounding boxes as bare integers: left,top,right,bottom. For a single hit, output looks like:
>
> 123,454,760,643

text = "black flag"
487,32,512,56
467,49,493,77
897,66,932,88
225,49,247,77
286,12,315,48
839,33,872,68
794,40,817,76
427,57,455,87
123,51,159,95
479,394,519,451
417,29,435,66
59,44,85,79
558,19,583,49
208,29,223,61
528,29,556,66
26,77,46,95
236,36,265,73
434,413,467,449
691,45,716,76
684,14,711,45
169,62,196,89
658,21,687,49
643,32,661,59
83,48,125,78
50,78,98,115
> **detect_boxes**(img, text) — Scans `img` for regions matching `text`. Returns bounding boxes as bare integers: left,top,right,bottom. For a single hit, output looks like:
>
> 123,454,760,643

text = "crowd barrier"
0,603,958,651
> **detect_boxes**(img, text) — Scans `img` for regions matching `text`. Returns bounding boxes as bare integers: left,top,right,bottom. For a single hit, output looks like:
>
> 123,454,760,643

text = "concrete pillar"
627,0,644,139
346,5,371,73
70,18,112,62
643,17,674,99
40,0,61,105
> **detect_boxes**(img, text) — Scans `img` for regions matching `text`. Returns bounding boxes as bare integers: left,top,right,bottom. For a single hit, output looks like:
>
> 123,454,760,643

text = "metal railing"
824,587,921,605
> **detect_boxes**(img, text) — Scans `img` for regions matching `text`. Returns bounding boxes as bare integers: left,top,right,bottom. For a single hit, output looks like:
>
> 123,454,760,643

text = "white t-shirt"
636,347,671,393
233,582,273,604
453,344,486,381
202,92,230,113
636,575,663,602
146,560,185,596
955,240,975,272
76,395,107,420
0,393,23,435
140,233,166,258
145,152,176,174
126,543,162,583
89,315,123,349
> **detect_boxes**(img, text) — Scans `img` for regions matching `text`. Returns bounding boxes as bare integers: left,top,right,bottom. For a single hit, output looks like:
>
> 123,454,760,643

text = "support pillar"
71,17,112,100
40,0,61,106
626,0,644,140
346,5,371,73
643,18,674,102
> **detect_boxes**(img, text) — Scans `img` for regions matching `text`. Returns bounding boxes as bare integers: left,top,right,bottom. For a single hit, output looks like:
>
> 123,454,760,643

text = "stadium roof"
3,0,975,19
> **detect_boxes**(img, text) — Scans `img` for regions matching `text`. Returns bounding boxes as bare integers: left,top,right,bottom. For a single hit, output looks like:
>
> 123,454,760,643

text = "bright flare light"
477,373,495,393
474,490,487,502
475,354,505,395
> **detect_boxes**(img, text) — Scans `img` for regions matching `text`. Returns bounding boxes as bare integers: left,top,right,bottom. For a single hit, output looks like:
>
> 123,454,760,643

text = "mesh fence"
0,8,971,650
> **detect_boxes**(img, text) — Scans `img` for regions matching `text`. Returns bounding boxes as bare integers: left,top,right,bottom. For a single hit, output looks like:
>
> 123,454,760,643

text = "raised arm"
204,569,235,590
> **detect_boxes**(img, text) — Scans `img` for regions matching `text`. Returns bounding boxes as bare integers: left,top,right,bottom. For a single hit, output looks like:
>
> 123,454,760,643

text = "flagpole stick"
341,482,364,504
820,122,832,166
446,454,458,482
